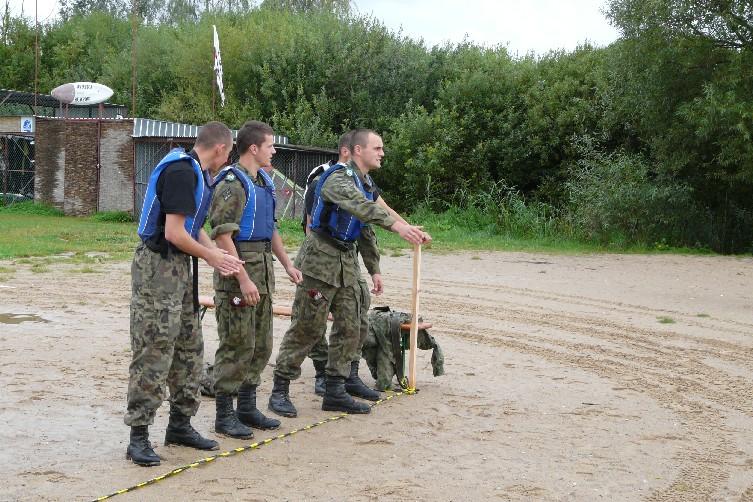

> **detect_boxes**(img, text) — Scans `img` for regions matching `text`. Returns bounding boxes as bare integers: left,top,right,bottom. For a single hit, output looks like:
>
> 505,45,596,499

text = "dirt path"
1,251,752,501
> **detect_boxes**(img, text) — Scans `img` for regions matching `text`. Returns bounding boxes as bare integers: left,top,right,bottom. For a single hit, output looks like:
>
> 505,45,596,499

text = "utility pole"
131,0,139,117
33,0,38,108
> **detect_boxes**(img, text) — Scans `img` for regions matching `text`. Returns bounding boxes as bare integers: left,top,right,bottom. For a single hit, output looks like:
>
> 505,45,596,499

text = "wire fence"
0,134,35,204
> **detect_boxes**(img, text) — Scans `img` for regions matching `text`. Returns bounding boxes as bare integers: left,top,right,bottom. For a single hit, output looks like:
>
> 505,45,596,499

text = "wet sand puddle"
0,313,49,324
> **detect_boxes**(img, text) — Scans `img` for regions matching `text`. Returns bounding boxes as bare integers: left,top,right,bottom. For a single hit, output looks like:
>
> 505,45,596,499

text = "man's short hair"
350,128,378,154
338,130,355,153
195,121,233,149
237,120,274,154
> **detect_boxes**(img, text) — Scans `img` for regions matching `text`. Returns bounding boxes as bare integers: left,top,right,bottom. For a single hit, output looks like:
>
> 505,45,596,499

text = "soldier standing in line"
125,122,244,467
269,128,430,417
208,121,303,439
304,131,418,400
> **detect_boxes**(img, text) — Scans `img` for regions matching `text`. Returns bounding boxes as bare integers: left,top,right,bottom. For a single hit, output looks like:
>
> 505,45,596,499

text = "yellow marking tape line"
92,391,406,501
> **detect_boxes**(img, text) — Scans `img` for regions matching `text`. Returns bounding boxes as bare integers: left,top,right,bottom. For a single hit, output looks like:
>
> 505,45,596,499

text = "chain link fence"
0,134,35,204
133,140,336,221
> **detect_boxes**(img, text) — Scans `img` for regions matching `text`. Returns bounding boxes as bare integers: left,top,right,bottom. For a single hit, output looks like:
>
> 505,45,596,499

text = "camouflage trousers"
309,278,370,363
275,275,361,380
212,292,273,395
124,244,203,427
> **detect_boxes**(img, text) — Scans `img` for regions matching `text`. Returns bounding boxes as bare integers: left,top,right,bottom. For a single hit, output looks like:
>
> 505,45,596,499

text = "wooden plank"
199,294,432,331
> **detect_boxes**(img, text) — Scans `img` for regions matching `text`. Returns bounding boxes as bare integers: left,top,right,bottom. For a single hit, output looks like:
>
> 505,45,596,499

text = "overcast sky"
8,0,620,55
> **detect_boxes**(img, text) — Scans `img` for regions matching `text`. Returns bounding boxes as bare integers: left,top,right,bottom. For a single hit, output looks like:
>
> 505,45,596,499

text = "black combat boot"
126,425,160,467
313,359,326,397
215,394,254,439
322,375,371,414
164,410,219,450
237,384,281,430
344,360,381,401
268,375,297,418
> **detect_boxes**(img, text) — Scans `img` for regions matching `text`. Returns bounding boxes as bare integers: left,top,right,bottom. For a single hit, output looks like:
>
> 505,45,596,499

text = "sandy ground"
1,250,753,501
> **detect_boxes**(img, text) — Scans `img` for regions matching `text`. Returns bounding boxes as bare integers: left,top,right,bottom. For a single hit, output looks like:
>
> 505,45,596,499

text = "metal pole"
3,138,8,200
131,0,138,117
211,68,216,118
95,118,101,212
33,0,38,109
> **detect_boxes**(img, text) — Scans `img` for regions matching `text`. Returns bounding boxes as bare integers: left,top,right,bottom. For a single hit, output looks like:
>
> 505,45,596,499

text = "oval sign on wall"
51,82,114,106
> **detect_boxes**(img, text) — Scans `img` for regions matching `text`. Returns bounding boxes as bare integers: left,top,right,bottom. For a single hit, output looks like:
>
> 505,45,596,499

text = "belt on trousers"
236,240,272,252
311,228,355,252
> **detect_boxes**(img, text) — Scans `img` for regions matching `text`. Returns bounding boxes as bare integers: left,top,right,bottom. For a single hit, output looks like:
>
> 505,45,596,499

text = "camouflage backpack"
362,306,444,391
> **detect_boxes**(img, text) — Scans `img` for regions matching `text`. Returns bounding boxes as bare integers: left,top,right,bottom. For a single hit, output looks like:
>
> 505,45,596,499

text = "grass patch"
71,265,99,273
280,212,718,255
30,263,50,273
657,316,676,324
0,201,64,216
696,313,710,318
0,266,14,274
0,214,138,259
0,209,726,262
91,211,134,223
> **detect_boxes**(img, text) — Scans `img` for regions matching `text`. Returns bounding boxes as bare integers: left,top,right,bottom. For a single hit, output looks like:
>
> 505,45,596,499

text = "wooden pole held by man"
408,243,422,390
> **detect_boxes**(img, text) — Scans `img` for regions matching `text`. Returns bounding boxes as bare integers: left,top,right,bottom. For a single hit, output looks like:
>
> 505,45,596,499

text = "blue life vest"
310,164,376,242
137,148,212,242
214,164,276,241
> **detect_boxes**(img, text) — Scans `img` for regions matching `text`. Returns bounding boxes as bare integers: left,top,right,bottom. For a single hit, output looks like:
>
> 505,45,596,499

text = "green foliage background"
2,0,752,252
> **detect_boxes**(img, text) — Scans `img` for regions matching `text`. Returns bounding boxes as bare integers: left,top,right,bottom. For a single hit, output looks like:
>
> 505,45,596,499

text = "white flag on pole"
213,25,226,108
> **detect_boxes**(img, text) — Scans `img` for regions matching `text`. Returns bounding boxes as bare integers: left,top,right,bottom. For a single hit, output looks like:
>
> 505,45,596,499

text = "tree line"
2,0,752,252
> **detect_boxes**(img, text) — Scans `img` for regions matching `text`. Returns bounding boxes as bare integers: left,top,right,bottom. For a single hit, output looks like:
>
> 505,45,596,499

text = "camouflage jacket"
361,307,444,391
296,161,394,287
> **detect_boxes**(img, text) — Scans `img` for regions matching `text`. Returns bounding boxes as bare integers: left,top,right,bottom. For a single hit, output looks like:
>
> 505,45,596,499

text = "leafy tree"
607,0,753,50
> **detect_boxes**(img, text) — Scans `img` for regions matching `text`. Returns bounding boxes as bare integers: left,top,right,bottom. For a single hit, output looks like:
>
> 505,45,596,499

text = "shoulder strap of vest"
306,161,332,186
315,162,349,194
258,169,276,198
216,164,252,200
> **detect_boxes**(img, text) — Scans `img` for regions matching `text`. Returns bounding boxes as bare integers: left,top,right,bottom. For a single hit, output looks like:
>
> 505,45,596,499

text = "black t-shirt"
145,150,201,251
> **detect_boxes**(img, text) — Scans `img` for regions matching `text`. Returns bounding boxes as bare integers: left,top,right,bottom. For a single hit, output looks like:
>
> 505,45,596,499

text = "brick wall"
98,121,134,212
35,117,134,215
64,120,98,215
34,117,65,208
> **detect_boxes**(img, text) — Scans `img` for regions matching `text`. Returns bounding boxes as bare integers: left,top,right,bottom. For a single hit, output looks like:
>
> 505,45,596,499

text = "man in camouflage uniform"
125,122,244,467
305,131,415,401
209,121,302,439
269,129,430,417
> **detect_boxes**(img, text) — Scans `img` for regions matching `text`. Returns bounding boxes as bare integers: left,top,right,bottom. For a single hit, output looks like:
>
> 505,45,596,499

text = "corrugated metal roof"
133,117,288,144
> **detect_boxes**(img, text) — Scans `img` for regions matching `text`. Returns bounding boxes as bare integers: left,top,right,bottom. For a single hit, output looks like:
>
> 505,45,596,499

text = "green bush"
0,201,64,216
90,211,134,223
565,151,706,248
